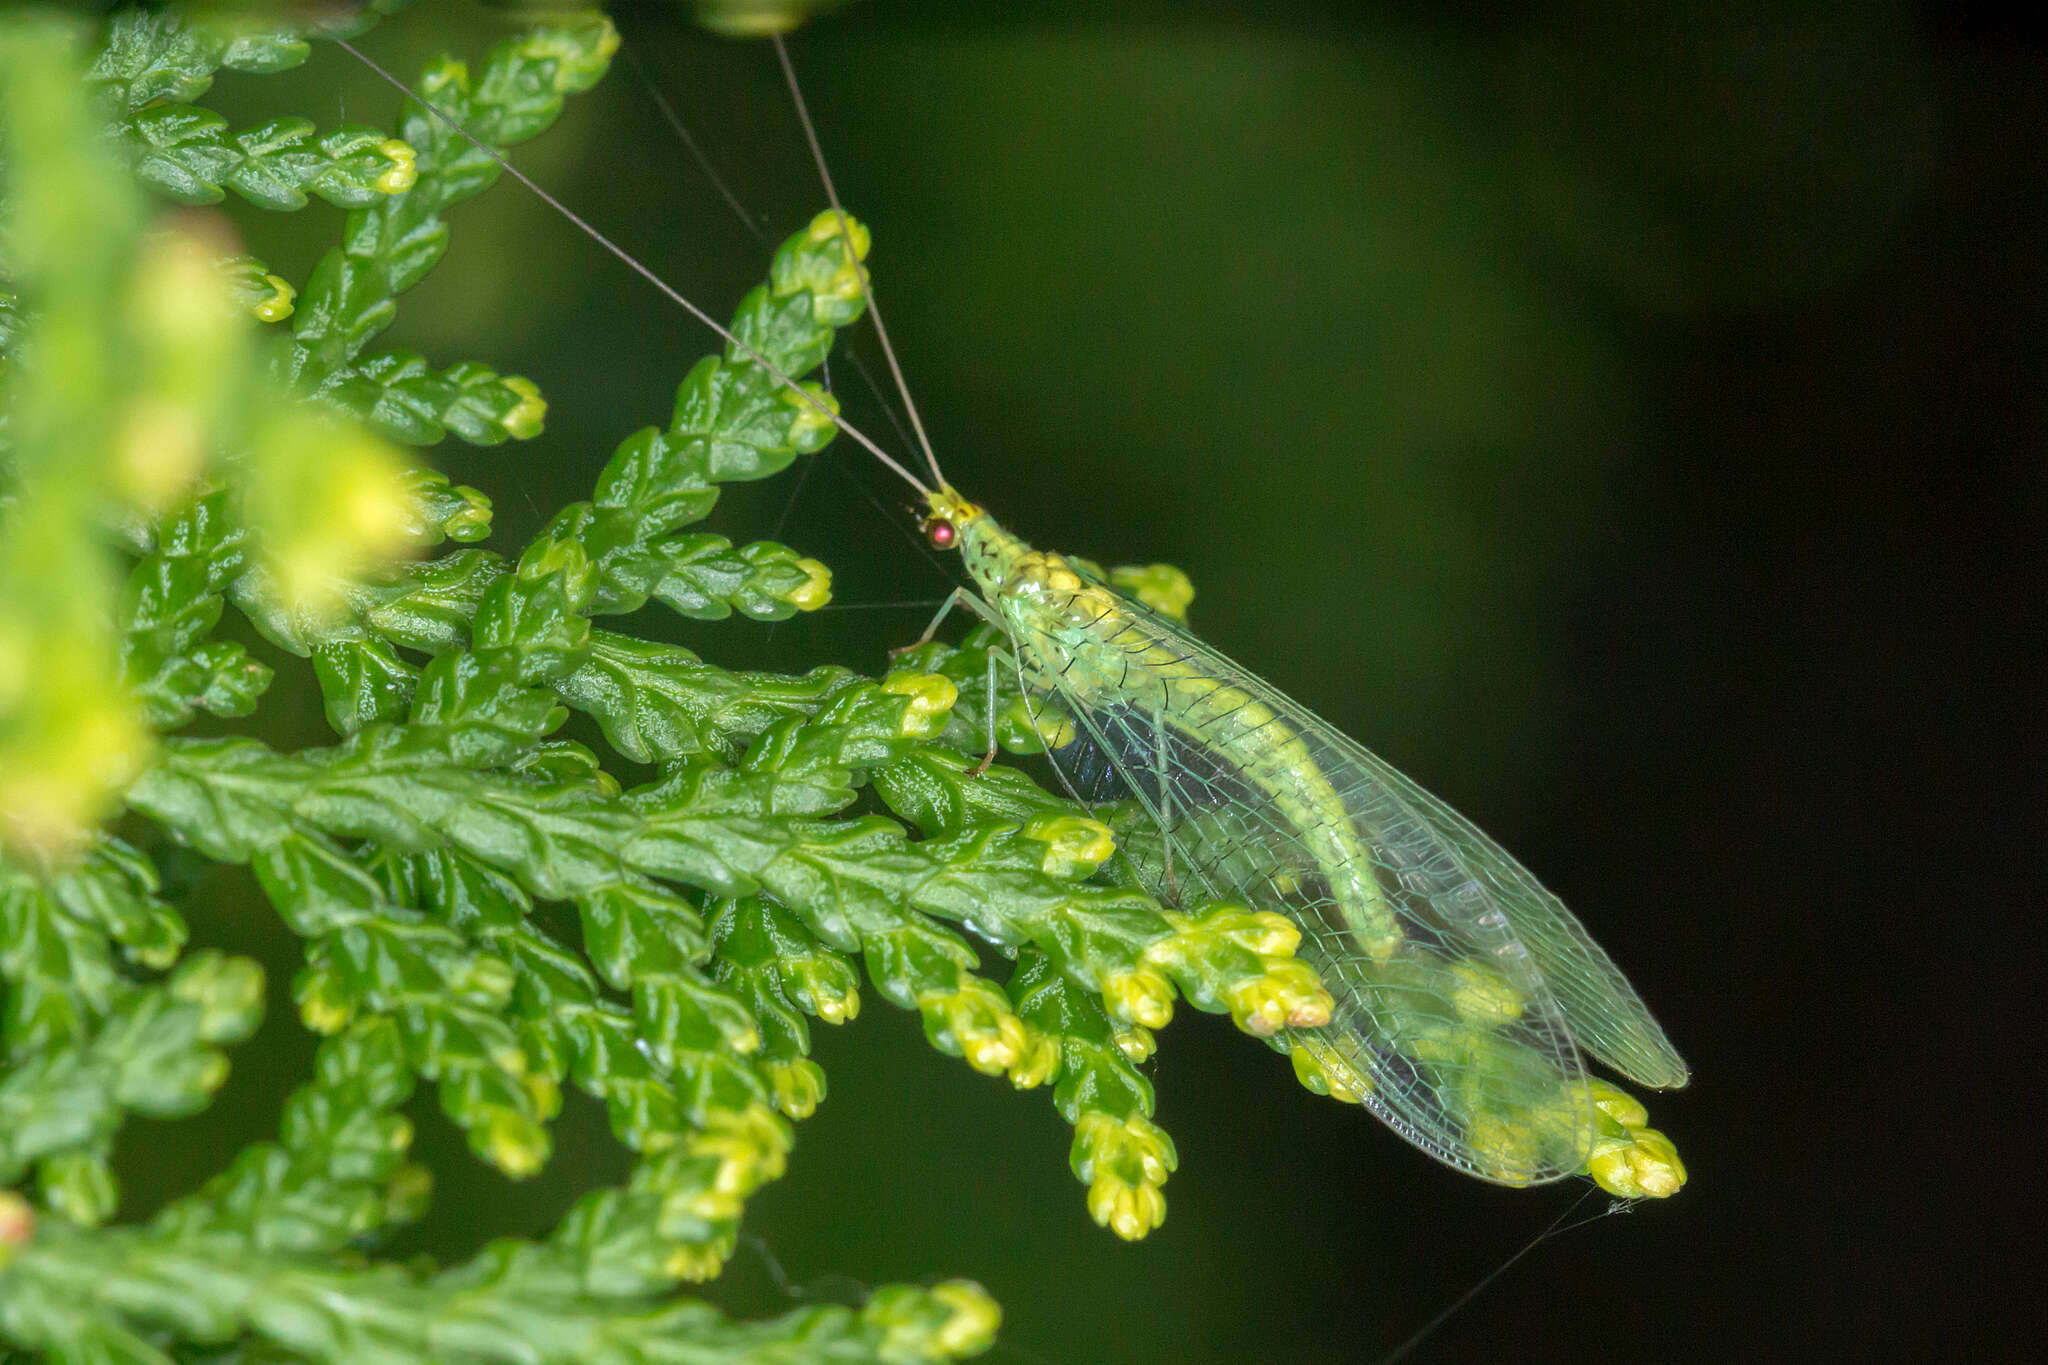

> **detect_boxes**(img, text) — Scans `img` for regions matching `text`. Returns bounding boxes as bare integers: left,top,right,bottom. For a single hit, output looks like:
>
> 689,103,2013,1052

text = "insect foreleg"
889,586,1011,771
895,586,1005,653
971,647,1001,775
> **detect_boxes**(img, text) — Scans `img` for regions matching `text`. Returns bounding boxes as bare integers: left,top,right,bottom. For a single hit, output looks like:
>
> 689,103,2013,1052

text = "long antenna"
613,29,929,470
332,35,933,498
771,35,948,490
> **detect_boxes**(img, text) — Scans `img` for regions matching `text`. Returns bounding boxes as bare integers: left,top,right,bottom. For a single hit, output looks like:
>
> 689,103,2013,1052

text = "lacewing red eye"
926,518,957,549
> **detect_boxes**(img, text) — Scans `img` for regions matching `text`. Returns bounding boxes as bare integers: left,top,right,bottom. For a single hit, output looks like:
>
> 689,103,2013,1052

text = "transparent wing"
998,585,1687,1184
1319,726,1693,1092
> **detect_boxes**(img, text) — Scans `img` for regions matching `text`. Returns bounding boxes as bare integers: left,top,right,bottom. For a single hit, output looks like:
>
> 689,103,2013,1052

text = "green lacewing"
911,482,1688,1187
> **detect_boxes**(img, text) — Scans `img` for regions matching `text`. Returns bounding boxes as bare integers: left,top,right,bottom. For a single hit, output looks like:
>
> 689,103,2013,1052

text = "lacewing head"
922,485,984,552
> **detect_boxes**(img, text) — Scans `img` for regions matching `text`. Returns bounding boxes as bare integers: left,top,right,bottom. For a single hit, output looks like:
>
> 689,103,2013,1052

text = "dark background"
182,1,2040,1361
